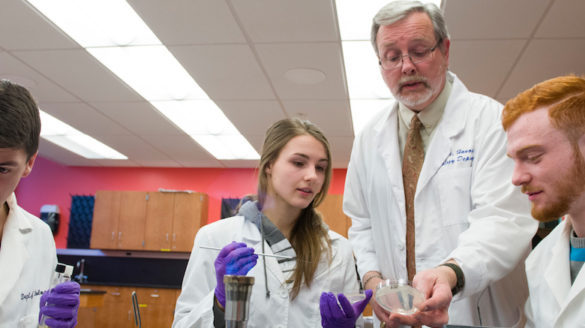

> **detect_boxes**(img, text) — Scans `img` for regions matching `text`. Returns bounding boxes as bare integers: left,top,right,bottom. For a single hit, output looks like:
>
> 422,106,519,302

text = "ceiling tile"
449,39,526,99
0,0,79,50
231,0,338,42
38,139,99,166
90,101,181,136
445,0,551,39
170,44,275,100
13,49,144,102
95,134,170,162
535,0,585,38
281,100,353,137
129,0,246,44
140,134,217,162
498,39,585,102
326,136,354,169
255,42,347,100
221,160,259,168
39,102,131,136
0,51,78,102
134,160,182,168
92,159,141,167
215,100,285,138
176,159,227,168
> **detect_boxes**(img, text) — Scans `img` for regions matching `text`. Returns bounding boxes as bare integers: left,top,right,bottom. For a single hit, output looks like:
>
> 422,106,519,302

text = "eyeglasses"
378,39,442,71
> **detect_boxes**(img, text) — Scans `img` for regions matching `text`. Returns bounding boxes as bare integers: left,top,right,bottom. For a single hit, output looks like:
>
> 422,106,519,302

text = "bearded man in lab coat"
343,1,537,327
0,80,79,328
503,75,585,328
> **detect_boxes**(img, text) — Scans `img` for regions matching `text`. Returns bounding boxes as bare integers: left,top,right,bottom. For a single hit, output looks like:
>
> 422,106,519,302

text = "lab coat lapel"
376,104,406,212
0,206,31,305
240,218,286,285
545,227,572,308
564,263,585,310
417,74,467,194
261,247,286,285
416,126,451,194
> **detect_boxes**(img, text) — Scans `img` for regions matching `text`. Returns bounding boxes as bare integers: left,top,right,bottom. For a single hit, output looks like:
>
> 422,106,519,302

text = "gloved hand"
39,281,80,328
320,289,373,328
214,241,258,307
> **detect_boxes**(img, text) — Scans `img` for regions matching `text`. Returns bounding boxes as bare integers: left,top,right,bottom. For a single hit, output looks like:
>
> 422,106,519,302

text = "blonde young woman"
172,118,371,328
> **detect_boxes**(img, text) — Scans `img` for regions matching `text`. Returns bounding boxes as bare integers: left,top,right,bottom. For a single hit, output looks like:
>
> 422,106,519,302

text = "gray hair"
371,0,450,56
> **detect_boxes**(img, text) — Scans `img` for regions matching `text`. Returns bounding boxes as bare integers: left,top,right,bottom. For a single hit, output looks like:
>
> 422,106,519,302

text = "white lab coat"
0,194,56,328
172,215,360,328
525,218,585,327
344,72,538,327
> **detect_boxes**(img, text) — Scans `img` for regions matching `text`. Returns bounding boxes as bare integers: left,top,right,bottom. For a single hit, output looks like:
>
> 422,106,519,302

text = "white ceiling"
1,0,584,168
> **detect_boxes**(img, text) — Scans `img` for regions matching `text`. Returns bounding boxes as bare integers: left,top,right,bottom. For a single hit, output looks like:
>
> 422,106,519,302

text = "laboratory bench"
58,248,188,327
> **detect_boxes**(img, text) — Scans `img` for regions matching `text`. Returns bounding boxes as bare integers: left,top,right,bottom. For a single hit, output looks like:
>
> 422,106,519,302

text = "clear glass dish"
375,279,425,315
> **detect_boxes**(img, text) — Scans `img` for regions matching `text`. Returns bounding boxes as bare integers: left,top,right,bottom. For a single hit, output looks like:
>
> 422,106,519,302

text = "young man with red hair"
503,75,585,327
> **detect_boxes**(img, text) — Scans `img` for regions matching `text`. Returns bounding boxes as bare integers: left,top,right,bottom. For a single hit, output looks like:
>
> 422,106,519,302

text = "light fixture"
26,0,259,161
40,111,127,160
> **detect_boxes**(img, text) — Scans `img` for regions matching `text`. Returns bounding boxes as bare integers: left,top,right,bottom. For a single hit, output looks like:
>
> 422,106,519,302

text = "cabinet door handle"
173,233,176,241
150,294,160,298
118,232,122,240
111,232,115,240
111,292,121,296
166,233,169,242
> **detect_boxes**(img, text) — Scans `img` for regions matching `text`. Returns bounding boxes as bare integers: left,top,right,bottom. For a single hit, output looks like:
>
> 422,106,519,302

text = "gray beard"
396,87,433,109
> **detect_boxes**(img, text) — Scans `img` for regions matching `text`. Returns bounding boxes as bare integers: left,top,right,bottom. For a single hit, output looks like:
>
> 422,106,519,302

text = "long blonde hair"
257,118,332,299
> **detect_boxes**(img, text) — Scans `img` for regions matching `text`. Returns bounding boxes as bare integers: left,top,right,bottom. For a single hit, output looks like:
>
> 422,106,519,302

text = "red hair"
502,75,585,144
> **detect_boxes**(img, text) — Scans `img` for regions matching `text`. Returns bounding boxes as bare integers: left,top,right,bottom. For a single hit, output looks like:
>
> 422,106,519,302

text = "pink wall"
15,156,347,248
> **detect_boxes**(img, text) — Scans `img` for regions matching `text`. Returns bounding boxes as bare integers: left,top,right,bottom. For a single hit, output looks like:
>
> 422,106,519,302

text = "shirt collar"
398,74,453,134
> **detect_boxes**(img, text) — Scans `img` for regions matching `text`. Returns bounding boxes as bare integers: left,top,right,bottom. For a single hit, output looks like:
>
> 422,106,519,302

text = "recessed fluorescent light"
26,0,260,161
87,46,208,101
336,0,443,40
342,41,392,99
350,99,389,135
195,135,260,160
40,111,127,160
27,0,159,47
151,100,260,160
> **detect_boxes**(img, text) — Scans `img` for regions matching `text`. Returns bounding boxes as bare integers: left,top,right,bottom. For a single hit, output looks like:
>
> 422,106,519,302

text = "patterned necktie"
402,115,424,282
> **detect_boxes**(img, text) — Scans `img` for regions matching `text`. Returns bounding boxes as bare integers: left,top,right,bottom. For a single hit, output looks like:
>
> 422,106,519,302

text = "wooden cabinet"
78,285,179,328
135,287,177,328
144,192,208,252
91,190,208,252
90,191,147,250
317,194,352,238
90,191,121,249
143,192,174,251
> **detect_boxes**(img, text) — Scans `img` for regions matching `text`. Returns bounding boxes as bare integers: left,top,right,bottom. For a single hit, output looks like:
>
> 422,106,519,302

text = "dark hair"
0,80,41,159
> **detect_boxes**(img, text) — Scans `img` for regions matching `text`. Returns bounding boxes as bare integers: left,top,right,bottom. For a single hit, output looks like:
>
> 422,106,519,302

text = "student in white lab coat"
173,118,372,328
503,75,585,327
343,1,538,327
0,80,79,328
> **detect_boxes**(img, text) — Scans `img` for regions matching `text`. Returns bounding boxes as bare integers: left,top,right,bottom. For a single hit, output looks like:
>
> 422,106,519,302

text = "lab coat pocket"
435,167,472,227
18,314,37,328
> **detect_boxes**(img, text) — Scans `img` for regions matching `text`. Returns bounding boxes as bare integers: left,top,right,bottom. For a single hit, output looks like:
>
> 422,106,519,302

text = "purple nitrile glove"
39,281,80,328
214,241,258,307
320,289,373,328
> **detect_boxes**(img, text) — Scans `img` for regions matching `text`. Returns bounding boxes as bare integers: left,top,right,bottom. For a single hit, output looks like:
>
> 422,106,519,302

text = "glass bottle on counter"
39,263,73,328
